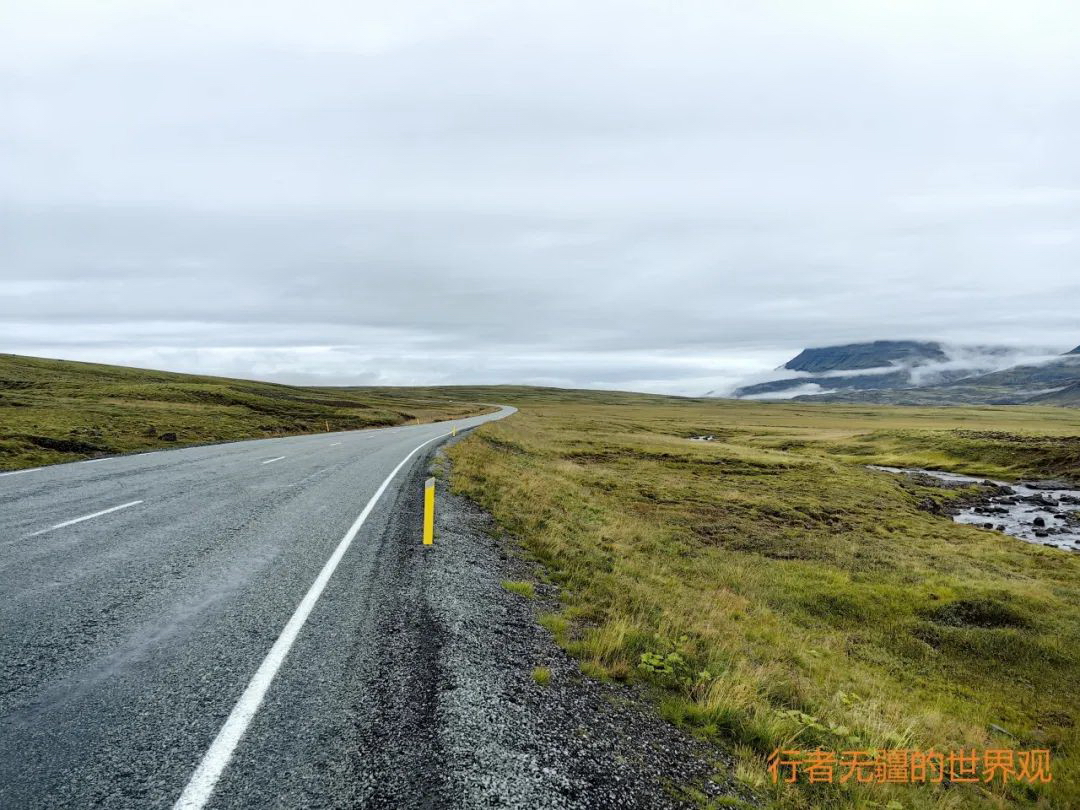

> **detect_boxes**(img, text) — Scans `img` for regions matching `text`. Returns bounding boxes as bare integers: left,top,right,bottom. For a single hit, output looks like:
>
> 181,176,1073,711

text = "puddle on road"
870,466,1080,552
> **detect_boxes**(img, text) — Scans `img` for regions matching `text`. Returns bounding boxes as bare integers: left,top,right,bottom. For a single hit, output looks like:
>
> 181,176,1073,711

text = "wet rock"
1024,494,1058,507
872,466,1080,552
918,498,945,516
1022,480,1075,490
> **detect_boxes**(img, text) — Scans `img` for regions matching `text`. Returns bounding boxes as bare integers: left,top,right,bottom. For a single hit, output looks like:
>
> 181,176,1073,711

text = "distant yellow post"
451,425,457,437
423,477,435,545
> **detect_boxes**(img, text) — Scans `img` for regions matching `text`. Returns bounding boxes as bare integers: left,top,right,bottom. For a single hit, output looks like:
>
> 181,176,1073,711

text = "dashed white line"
261,456,286,465
329,442,342,446
81,457,111,464
0,467,41,477
27,500,144,538
172,431,449,810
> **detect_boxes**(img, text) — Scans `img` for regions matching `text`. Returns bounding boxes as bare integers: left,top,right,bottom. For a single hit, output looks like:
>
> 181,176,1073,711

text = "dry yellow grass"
449,400,1080,808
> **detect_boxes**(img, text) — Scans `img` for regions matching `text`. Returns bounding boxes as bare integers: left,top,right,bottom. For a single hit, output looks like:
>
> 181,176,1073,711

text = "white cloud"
1,1,1078,391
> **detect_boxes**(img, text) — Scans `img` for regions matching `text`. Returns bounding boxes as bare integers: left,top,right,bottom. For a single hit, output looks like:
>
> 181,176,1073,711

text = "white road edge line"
173,431,449,810
261,456,286,465
27,500,143,538
0,467,42,477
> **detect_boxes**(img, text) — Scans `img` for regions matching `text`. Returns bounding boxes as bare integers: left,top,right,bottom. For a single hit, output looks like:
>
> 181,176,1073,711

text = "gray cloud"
3,1,1079,393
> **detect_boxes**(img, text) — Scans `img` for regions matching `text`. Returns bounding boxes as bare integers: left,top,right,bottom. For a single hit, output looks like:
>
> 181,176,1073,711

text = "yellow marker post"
423,477,435,545
451,425,457,437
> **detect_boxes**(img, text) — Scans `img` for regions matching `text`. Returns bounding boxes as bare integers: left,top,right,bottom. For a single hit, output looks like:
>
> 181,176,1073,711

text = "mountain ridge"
731,340,1080,406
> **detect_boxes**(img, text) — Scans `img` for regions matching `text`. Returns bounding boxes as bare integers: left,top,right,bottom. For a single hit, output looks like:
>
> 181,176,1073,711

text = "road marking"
329,442,342,446
27,500,143,537
172,431,449,810
0,467,42,477
81,458,111,464
423,477,435,545
261,456,286,465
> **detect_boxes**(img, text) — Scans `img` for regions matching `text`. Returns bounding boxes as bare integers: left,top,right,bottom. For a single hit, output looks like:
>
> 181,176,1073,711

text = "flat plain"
449,399,1080,809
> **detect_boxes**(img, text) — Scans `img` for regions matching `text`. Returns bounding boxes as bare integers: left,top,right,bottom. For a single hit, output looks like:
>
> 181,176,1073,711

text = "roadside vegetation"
449,399,1080,808
0,353,491,470
502,580,537,599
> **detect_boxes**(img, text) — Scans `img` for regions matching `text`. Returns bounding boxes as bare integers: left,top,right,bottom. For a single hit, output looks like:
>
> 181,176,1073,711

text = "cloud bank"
2,1,1078,393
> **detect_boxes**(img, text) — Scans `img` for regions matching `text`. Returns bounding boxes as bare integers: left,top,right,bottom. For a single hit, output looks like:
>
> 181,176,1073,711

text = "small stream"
870,466,1080,552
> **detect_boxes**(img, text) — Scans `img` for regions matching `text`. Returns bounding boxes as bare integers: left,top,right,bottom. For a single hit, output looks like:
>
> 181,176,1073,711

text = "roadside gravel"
422,443,755,809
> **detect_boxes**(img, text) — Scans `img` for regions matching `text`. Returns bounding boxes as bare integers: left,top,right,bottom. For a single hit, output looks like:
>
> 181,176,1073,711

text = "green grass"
449,400,1080,809
8,353,1080,804
532,666,552,686
502,580,536,599
0,353,494,469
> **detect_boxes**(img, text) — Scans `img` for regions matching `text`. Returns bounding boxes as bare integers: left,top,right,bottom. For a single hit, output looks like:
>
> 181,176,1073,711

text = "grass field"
6,352,1080,806
0,354,493,470
448,400,1080,808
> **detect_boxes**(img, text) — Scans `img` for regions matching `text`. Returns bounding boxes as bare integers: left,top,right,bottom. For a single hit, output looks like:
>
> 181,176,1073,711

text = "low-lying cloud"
726,343,1070,397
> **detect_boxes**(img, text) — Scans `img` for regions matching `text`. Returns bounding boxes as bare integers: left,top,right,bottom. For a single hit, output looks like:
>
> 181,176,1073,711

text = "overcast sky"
3,1,1078,394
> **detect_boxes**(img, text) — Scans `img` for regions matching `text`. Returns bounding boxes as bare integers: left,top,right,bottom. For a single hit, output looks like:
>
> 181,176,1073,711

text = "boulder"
1022,480,1074,491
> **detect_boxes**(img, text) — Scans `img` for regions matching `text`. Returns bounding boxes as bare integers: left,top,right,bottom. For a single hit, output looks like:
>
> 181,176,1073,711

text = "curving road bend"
0,406,514,809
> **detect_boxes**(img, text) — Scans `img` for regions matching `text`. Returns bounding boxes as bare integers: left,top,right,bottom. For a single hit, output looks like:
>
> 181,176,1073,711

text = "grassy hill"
0,353,497,470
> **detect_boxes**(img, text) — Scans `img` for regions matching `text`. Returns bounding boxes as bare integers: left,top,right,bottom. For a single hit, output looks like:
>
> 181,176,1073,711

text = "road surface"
0,407,514,808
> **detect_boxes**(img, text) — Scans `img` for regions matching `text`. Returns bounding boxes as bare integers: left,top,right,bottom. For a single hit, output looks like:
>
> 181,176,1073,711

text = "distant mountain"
734,340,990,399
942,353,1080,389
795,347,1079,406
730,340,1080,406
1027,382,1080,406
783,340,947,373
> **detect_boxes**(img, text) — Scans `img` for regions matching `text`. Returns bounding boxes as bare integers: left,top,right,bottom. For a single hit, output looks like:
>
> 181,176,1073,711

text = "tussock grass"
502,580,536,599
449,400,1080,808
532,666,552,686
0,353,492,469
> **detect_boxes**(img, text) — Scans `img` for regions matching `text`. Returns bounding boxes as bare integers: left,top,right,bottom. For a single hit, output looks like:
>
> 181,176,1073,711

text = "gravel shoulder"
422,442,754,809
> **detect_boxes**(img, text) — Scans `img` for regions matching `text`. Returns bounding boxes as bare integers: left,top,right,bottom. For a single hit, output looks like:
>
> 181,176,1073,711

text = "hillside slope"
1028,381,1080,406
734,340,983,399
0,353,493,470
801,351,1080,405
731,340,1080,405
783,339,947,372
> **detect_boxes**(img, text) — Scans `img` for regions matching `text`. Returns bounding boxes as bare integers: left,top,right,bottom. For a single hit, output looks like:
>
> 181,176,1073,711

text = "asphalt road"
0,406,514,809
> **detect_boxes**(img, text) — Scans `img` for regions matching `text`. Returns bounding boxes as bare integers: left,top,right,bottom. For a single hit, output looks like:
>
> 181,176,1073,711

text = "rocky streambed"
870,466,1080,552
